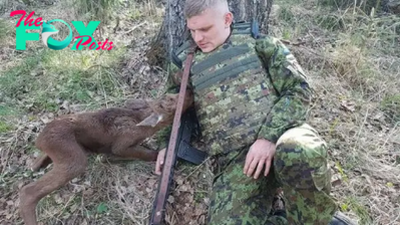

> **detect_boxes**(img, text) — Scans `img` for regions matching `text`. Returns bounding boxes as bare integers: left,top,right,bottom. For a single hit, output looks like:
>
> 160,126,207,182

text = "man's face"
187,8,232,53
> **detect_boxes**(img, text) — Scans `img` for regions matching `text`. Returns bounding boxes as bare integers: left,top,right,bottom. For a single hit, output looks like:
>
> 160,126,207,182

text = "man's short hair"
184,0,229,18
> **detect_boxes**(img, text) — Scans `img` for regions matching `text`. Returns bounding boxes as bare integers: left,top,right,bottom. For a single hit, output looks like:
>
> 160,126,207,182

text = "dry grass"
1,0,400,225
271,0,400,224
0,0,176,224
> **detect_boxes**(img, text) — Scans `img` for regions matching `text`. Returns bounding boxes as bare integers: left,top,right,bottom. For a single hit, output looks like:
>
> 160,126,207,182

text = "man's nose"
193,32,204,42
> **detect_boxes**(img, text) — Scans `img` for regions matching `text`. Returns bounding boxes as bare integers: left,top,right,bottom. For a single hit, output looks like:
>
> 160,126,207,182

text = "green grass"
0,19,13,46
0,98,20,134
0,45,128,115
341,197,373,225
0,121,13,133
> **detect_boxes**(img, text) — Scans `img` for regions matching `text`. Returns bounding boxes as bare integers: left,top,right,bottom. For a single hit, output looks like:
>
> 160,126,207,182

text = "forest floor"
0,0,399,224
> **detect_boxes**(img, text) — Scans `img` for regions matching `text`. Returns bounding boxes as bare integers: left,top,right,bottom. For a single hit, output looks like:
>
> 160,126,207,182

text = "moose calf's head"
136,89,194,127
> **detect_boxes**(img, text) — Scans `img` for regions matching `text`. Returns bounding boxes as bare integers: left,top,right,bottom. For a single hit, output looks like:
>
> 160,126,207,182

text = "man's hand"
155,148,166,175
243,138,276,179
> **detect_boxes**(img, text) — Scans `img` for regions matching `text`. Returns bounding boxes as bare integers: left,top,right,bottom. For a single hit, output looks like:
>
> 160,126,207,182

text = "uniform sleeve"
255,36,313,143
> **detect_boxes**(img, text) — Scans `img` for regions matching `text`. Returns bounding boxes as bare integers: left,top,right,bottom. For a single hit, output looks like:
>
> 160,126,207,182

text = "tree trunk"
146,0,274,68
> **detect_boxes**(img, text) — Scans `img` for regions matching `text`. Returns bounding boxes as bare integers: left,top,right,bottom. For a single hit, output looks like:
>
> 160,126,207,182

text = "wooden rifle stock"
149,49,196,225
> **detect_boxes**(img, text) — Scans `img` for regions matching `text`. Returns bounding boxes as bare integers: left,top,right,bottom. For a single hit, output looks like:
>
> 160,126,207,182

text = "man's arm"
255,36,313,143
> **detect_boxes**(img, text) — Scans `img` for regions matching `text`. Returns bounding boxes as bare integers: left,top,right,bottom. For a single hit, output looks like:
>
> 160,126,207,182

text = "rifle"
149,49,208,225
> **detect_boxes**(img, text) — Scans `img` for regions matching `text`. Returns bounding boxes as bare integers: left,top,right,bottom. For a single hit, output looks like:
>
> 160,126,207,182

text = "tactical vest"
172,21,279,156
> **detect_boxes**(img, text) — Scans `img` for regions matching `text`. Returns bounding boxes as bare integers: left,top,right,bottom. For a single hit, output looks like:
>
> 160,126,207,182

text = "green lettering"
15,21,40,50
71,21,100,50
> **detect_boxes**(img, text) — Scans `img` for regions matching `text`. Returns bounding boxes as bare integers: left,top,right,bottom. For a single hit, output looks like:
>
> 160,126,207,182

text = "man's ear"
224,12,233,27
136,113,164,127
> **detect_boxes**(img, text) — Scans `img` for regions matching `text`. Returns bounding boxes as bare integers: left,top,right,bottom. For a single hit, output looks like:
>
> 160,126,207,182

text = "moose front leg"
104,145,158,163
110,136,159,162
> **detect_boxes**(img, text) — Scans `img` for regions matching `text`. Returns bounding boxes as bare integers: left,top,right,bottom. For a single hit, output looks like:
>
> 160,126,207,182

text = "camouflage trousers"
206,123,338,225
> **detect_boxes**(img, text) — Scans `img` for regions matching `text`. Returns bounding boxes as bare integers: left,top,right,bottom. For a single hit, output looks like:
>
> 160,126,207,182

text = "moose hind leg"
19,157,87,225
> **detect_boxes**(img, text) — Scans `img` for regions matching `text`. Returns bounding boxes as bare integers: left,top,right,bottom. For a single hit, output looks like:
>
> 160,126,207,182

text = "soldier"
154,0,357,224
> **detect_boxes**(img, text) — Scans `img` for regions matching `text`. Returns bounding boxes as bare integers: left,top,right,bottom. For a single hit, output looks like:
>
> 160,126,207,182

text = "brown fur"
19,91,193,225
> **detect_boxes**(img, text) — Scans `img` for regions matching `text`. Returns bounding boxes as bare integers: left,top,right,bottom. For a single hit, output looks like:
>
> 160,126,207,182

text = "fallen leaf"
145,187,152,193
340,100,356,112
83,188,94,196
39,113,54,124
167,195,175,204
147,178,157,187
54,193,63,204
96,202,108,214
70,203,79,213
60,101,70,111
6,212,13,220
331,173,342,187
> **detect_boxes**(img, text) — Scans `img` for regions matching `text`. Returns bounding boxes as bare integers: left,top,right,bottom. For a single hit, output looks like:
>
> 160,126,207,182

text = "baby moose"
19,90,193,225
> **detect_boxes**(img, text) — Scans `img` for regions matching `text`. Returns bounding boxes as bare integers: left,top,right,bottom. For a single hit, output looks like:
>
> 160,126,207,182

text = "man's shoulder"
254,35,284,49
171,39,196,69
175,39,194,57
253,34,293,60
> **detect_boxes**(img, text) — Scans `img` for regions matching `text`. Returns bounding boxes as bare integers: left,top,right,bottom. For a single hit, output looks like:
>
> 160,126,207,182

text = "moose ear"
136,113,164,127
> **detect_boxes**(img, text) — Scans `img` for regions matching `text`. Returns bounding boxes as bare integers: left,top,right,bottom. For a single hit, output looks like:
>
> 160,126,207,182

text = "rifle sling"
150,49,195,225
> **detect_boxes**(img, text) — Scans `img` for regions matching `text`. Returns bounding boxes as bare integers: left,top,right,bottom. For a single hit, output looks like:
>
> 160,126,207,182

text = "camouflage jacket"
156,25,313,156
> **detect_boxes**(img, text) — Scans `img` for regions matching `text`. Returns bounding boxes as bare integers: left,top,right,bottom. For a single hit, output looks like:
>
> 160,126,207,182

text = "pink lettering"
34,17,42,26
101,39,109,50
89,42,96,50
96,42,102,50
75,36,114,50
24,11,36,26
10,10,42,27
75,35,93,49
10,10,26,27
107,42,114,50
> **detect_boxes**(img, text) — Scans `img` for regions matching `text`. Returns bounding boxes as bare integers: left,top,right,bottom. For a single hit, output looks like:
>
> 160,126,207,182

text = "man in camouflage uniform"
154,0,357,224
